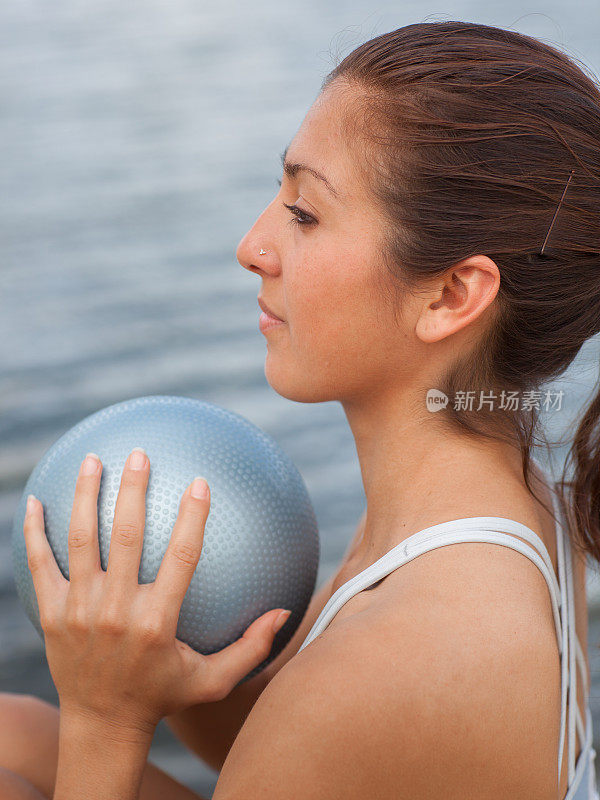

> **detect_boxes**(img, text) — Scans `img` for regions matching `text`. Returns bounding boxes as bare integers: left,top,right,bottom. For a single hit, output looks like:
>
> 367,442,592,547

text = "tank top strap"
514,468,583,790
405,515,562,612
298,516,563,654
562,486,578,788
547,477,571,788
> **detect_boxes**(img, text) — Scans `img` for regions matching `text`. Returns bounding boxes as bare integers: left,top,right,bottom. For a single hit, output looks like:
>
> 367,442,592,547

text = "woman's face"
236,82,418,405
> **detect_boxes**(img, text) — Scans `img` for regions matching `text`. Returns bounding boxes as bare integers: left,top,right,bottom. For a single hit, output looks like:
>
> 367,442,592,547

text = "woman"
1,19,600,800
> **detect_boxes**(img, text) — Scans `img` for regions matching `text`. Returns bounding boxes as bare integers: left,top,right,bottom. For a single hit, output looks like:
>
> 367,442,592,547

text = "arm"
52,570,344,800
207,543,559,799
22,452,293,800
53,713,164,800
165,508,367,771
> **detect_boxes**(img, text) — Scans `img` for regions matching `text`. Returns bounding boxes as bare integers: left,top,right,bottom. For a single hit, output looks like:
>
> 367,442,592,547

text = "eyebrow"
279,143,342,201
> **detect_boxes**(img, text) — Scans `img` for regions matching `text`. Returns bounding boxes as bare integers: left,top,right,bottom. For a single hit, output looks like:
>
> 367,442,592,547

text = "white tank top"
298,470,599,799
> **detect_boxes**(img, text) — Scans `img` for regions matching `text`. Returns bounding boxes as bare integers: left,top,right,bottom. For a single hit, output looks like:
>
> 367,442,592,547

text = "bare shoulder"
212,541,559,800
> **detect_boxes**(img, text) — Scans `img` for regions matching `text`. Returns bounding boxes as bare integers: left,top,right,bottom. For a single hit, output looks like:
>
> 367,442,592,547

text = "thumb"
262,607,293,636
195,608,292,702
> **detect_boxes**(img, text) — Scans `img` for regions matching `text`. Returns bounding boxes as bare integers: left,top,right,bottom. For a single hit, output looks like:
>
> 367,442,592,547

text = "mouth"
257,296,285,322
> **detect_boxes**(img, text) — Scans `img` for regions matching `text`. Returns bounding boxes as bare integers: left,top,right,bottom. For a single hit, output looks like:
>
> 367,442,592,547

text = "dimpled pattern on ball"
11,395,320,681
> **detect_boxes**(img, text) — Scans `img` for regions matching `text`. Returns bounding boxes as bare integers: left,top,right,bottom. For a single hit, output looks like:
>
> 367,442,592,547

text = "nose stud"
259,249,267,255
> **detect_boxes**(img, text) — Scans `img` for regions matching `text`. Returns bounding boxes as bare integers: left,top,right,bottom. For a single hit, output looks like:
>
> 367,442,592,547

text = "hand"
22,448,291,735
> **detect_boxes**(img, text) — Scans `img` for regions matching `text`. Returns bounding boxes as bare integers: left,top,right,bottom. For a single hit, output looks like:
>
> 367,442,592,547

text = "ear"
415,255,500,344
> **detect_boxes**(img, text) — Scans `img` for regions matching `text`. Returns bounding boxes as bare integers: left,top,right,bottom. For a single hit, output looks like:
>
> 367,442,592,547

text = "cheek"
288,263,382,358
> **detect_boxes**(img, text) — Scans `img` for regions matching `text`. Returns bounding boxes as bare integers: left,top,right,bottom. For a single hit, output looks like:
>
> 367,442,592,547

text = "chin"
263,358,340,404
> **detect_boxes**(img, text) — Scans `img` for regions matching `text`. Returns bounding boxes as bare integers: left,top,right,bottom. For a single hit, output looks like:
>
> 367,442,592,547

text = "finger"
23,494,68,612
191,608,292,702
67,452,102,589
152,477,210,621
105,447,149,590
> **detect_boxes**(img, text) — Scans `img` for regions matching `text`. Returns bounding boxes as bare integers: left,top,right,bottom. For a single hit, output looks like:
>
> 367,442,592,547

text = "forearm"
53,711,209,800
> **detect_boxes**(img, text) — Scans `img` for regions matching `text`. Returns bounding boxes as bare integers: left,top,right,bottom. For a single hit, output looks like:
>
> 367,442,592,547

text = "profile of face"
236,80,499,408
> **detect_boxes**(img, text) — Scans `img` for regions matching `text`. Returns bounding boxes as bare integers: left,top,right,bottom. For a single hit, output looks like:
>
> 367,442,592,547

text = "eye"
276,178,317,228
282,203,316,227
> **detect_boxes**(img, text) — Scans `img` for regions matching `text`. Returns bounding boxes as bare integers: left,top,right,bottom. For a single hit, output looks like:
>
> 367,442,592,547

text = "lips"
258,296,285,322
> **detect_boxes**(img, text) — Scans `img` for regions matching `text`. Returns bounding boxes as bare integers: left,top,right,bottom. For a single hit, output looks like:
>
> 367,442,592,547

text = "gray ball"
12,395,319,681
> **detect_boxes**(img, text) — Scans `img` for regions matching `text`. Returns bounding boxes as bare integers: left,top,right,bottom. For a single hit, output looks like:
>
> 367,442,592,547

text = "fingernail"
190,476,209,499
81,453,100,475
129,448,147,470
26,494,36,515
272,609,291,634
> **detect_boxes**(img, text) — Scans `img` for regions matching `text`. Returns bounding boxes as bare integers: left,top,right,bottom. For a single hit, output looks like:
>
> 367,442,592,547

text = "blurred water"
1,1,600,796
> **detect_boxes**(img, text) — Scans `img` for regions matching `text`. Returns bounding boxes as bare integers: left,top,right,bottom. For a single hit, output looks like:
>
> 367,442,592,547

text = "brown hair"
321,21,600,564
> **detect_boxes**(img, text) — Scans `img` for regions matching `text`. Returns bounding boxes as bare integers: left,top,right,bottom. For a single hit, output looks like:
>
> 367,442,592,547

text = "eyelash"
276,178,317,227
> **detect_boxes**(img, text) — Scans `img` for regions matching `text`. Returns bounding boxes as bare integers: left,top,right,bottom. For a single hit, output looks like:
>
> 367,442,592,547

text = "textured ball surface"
12,395,320,680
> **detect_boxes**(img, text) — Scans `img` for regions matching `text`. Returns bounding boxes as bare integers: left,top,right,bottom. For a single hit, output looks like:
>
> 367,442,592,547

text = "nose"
236,206,279,278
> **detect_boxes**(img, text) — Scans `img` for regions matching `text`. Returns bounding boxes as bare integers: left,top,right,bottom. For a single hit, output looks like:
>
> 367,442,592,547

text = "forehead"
284,85,365,204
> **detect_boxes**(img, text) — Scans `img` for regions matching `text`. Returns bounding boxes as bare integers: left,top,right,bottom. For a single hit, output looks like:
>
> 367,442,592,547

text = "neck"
341,385,534,562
